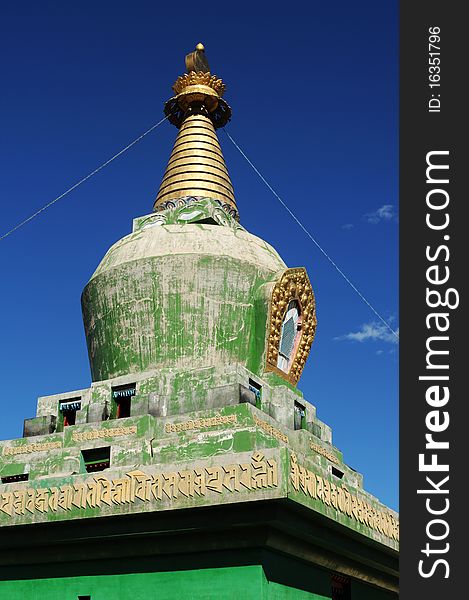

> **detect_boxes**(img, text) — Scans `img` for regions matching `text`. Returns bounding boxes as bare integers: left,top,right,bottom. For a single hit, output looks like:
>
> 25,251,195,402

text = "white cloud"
364,204,397,224
342,223,354,230
335,321,399,345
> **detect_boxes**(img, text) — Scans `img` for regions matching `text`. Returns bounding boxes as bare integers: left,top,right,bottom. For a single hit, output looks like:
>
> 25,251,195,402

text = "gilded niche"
266,268,317,385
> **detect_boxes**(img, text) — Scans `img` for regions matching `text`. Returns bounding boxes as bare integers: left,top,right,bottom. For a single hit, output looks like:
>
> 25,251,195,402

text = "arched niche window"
277,299,302,374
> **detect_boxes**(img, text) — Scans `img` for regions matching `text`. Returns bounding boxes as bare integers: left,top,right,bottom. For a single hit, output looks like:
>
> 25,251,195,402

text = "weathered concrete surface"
1,361,398,600
82,223,287,382
91,222,285,277
0,405,399,550
1,365,397,552
32,364,326,442
23,415,56,438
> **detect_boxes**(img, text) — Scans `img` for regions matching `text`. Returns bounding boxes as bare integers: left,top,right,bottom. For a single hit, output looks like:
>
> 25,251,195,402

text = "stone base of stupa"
0,364,398,598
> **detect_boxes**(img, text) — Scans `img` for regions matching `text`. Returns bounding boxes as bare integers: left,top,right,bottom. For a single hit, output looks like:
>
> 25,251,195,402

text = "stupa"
0,44,398,599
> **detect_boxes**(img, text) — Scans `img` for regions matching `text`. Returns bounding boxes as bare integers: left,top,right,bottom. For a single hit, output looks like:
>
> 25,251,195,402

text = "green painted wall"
81,223,286,382
0,566,329,600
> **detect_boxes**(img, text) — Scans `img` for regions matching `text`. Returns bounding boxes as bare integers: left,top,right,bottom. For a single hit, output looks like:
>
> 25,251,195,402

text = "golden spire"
153,44,238,220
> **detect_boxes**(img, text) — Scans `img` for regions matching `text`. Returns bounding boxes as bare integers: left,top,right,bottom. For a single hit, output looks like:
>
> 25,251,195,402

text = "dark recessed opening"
60,398,81,427
1,473,29,484
248,378,262,407
81,447,110,473
331,466,344,479
63,411,76,426
112,383,136,418
196,217,218,225
331,573,351,600
78,596,91,600
310,422,322,439
294,401,306,430
116,396,131,418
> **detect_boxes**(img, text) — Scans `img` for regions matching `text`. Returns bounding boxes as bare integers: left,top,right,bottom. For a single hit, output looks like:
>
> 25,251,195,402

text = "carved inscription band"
164,414,237,433
3,441,62,456
253,414,289,444
309,441,340,465
72,425,137,442
0,452,277,519
290,453,399,542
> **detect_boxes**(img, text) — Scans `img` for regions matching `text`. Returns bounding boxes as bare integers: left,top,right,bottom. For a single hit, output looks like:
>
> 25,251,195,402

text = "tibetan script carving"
72,425,137,442
253,414,289,444
2,441,62,456
0,453,278,520
164,414,237,434
290,453,399,542
309,441,340,465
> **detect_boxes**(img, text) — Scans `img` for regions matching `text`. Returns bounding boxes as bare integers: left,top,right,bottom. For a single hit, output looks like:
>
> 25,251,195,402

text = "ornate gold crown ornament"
164,43,232,129
173,72,225,99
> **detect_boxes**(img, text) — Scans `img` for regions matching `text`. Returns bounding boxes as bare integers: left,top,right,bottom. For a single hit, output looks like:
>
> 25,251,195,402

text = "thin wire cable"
0,115,169,242
223,129,399,340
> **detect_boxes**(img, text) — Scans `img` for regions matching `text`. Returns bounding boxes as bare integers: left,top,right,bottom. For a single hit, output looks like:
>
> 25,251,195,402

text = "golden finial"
154,43,237,219
185,42,210,73
164,43,231,129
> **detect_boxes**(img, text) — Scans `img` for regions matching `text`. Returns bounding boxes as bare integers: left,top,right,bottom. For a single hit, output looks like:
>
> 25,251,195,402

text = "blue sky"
0,2,398,510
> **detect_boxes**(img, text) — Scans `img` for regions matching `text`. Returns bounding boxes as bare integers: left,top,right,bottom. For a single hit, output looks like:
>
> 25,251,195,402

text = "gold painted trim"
162,162,231,179
166,149,228,166
156,187,236,206
157,179,235,200
159,173,234,193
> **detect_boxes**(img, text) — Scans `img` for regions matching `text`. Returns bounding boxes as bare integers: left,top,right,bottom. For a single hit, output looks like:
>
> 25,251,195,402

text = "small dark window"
311,422,322,439
196,217,218,225
294,401,306,430
331,574,351,600
81,447,110,473
248,379,262,407
112,384,135,418
1,473,29,484
78,596,91,600
60,398,81,427
332,467,344,479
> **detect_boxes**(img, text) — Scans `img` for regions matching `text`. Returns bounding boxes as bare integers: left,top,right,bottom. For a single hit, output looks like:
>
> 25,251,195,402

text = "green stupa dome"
82,210,286,382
